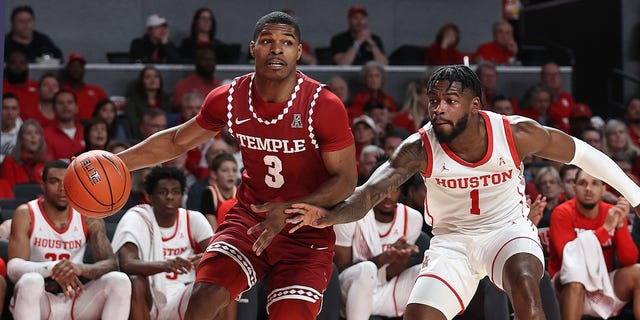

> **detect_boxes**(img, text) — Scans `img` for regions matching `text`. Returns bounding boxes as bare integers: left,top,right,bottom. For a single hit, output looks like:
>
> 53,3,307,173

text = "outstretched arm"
118,117,217,171
510,116,640,211
287,133,428,229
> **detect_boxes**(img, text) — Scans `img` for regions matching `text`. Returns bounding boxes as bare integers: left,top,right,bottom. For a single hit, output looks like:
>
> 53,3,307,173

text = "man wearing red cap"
61,53,108,120
330,6,388,66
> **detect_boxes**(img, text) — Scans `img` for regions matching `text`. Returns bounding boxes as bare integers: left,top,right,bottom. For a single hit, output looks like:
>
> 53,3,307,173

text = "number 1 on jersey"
470,189,480,215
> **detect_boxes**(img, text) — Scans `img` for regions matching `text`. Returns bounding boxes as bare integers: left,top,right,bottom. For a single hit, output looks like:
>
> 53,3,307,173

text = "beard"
5,69,28,84
55,204,68,211
581,202,597,210
434,114,469,143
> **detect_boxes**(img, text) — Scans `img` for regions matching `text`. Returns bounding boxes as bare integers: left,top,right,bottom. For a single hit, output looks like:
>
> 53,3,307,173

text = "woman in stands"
0,119,49,189
123,66,172,132
77,117,110,155
392,80,429,133
179,7,223,62
92,98,130,141
423,23,466,65
350,61,398,120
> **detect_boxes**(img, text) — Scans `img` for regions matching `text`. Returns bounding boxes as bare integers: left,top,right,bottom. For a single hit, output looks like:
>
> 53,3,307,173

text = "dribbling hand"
247,202,291,256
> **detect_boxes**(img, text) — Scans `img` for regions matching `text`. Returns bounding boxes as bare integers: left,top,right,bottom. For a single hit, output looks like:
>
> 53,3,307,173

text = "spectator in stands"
518,83,555,128
534,166,564,228
77,117,110,155
602,119,640,161
394,80,428,133
382,130,407,159
352,115,378,168
61,53,108,120
358,145,385,186
28,73,59,128
540,62,576,134
2,94,22,163
559,164,579,203
0,119,48,188
168,93,203,127
549,170,640,320
423,23,465,65
199,153,238,230
568,103,592,137
172,47,221,109
43,90,85,161
326,75,351,109
136,108,168,141
106,139,131,155
125,66,173,132
7,160,131,319
475,20,518,65
162,153,197,200
330,5,388,66
334,174,422,320
623,97,640,147
92,98,130,141
476,62,497,109
580,126,604,151
492,94,515,115
364,100,407,142
186,139,234,211
282,9,317,65
3,50,39,115
112,166,216,320
399,173,427,231
129,14,181,64
179,7,223,63
4,5,62,62
350,61,397,120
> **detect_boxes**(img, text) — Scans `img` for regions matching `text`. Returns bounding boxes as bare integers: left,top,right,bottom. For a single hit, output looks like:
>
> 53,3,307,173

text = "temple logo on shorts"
291,114,303,128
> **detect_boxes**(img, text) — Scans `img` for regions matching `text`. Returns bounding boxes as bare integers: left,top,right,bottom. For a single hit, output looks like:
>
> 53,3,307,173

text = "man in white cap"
129,13,181,63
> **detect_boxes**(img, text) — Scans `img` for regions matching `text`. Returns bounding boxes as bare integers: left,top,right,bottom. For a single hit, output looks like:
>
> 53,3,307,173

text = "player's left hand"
247,202,291,256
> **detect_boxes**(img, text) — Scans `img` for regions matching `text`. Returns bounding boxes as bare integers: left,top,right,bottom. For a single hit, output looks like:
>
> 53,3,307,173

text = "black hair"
52,89,77,104
209,152,237,171
11,5,34,22
400,172,424,198
190,7,217,40
558,164,578,180
144,166,186,194
3,92,19,102
435,23,460,47
253,11,300,41
428,65,483,105
363,99,385,114
135,66,164,99
83,117,110,150
42,160,69,182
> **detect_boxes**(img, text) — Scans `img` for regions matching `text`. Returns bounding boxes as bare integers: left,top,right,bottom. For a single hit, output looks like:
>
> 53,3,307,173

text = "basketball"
64,150,131,218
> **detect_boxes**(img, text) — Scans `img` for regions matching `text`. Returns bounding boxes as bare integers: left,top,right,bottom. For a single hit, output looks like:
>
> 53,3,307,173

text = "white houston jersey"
27,199,87,264
419,111,528,235
161,208,201,284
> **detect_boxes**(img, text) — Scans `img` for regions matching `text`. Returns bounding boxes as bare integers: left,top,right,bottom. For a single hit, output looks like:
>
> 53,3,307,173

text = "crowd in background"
3,3,640,320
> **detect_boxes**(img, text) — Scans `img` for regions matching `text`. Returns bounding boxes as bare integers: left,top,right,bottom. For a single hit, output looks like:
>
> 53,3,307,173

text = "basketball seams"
70,162,111,215
93,154,116,214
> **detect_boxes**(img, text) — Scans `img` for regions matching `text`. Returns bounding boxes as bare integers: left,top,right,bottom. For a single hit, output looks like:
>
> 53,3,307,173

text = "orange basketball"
64,150,131,218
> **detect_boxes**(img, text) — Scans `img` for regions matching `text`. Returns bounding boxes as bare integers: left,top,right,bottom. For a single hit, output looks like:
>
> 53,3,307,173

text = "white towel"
559,230,616,318
112,204,167,305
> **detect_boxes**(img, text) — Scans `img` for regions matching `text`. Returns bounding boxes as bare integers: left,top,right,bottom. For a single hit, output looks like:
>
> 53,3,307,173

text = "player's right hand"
51,260,85,298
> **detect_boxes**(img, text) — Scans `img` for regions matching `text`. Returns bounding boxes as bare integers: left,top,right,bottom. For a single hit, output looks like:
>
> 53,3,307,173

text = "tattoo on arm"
336,138,426,224
83,218,117,279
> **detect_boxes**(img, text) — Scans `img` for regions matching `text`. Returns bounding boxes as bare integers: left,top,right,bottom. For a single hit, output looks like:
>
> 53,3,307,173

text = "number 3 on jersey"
470,189,480,215
264,155,284,188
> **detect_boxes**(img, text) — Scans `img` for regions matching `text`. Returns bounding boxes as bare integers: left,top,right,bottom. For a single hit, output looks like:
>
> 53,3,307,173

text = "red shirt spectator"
0,155,45,188
43,121,85,161
423,23,465,65
172,47,220,109
475,20,518,65
548,199,637,278
61,53,108,120
3,50,39,118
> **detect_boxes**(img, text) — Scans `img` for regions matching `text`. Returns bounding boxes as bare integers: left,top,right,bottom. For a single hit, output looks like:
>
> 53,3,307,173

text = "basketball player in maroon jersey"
117,12,356,319
282,65,640,320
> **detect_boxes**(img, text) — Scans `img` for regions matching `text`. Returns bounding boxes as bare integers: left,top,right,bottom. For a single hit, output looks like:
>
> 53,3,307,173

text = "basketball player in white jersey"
282,65,640,320
7,160,131,319
334,170,423,320
112,166,216,320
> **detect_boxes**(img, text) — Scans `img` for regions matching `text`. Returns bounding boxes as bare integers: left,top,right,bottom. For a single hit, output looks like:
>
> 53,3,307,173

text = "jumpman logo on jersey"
440,163,449,173
498,157,506,166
